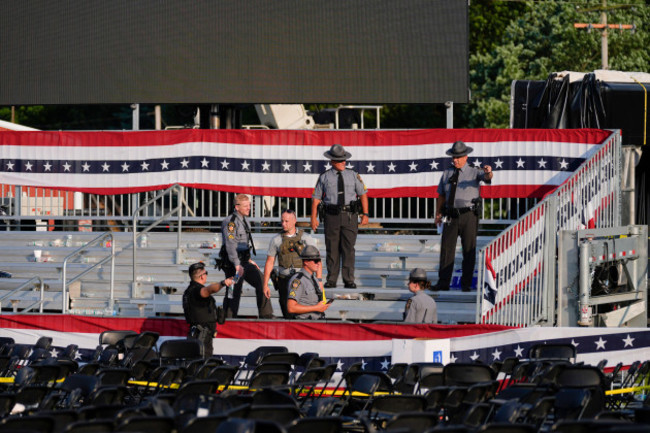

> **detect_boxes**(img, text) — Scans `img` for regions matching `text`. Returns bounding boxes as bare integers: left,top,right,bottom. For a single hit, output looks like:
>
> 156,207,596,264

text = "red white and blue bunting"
0,129,612,198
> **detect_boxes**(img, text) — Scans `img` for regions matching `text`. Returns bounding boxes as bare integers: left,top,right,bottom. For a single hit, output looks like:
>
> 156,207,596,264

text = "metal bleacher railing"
0,185,531,235
0,181,537,320
477,130,622,327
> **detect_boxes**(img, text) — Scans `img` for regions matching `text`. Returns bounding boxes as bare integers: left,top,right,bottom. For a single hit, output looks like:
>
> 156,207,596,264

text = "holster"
190,324,212,341
215,245,235,275
471,198,482,217
351,199,362,214
270,268,279,291
216,306,226,325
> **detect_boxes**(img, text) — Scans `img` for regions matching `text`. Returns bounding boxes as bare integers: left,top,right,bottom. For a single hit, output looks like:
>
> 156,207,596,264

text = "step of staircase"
0,230,487,323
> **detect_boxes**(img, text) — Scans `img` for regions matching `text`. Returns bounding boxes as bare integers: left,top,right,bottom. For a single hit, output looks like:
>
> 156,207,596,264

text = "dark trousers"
276,274,295,320
223,262,273,318
188,322,216,358
324,210,358,285
438,211,478,290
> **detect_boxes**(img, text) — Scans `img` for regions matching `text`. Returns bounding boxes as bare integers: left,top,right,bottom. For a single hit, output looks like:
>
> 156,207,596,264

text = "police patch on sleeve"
292,279,301,289
227,222,235,232
357,173,367,191
289,291,296,297
405,298,412,311
228,234,234,240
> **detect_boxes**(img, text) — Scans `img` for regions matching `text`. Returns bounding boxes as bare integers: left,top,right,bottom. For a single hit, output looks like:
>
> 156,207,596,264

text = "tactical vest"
183,284,216,325
278,230,305,270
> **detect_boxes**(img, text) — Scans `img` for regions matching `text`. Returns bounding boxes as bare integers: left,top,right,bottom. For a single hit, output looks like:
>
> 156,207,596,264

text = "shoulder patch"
289,290,296,297
405,298,412,310
227,222,235,232
357,173,367,190
292,279,301,289
228,234,234,240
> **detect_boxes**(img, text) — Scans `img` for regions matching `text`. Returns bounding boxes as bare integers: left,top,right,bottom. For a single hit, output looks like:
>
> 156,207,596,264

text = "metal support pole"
132,104,140,131
543,197,558,325
601,0,608,69
578,240,592,326
210,104,220,129
14,186,22,231
155,105,162,130
176,186,184,265
445,102,454,129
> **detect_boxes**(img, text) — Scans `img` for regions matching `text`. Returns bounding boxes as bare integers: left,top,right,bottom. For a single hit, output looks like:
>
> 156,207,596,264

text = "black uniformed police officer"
183,262,233,358
404,268,437,324
221,194,273,318
434,141,493,292
311,144,369,289
287,245,332,320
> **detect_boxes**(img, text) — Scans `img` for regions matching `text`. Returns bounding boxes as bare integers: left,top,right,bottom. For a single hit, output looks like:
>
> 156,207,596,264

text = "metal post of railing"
109,238,115,312
15,186,22,231
62,232,114,314
62,255,69,314
578,240,592,326
475,248,485,323
176,186,184,265
132,184,186,294
132,218,138,297
612,136,617,225
543,197,558,325
0,276,44,314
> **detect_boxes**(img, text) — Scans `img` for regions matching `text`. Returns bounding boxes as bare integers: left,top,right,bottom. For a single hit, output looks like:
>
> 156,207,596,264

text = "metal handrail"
0,276,45,313
61,232,115,314
476,130,622,326
131,184,189,294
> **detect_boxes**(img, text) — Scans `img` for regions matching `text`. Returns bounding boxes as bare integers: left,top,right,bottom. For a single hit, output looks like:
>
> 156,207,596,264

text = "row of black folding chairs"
3,335,650,433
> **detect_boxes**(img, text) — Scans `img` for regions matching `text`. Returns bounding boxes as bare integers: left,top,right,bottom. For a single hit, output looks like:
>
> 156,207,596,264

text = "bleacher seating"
0,231,490,323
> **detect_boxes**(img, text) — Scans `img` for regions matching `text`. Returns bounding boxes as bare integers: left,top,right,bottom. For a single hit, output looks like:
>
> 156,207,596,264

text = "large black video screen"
1,0,468,105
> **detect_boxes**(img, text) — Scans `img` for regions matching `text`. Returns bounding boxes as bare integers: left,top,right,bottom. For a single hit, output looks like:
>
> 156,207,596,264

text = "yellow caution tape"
605,384,650,396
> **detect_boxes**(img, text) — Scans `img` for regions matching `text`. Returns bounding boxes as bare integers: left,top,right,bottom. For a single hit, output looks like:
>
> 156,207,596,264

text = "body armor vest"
183,284,216,325
278,230,305,270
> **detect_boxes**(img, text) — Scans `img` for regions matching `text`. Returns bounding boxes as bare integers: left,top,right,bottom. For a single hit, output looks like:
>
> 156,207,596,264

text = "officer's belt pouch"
216,306,226,325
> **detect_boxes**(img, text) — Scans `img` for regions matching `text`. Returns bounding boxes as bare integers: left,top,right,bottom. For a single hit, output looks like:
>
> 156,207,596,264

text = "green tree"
466,0,650,128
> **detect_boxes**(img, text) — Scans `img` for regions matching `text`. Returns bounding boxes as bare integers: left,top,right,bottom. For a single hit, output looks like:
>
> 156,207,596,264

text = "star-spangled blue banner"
0,155,585,175
453,331,649,364
0,128,614,198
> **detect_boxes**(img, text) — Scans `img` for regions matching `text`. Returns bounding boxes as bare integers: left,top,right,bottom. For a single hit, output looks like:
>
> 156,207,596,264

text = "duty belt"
447,207,473,218
325,204,355,213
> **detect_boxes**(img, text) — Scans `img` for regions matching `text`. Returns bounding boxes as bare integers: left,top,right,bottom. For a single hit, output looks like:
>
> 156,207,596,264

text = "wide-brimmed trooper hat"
300,245,321,261
409,268,428,282
324,144,352,161
446,140,474,157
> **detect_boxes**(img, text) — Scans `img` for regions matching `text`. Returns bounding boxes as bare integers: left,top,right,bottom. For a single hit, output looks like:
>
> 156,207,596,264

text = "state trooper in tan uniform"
311,144,369,289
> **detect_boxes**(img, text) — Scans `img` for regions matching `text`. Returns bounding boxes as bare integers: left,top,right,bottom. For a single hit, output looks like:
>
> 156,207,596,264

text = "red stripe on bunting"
18,182,559,200
0,315,511,341
0,128,613,148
